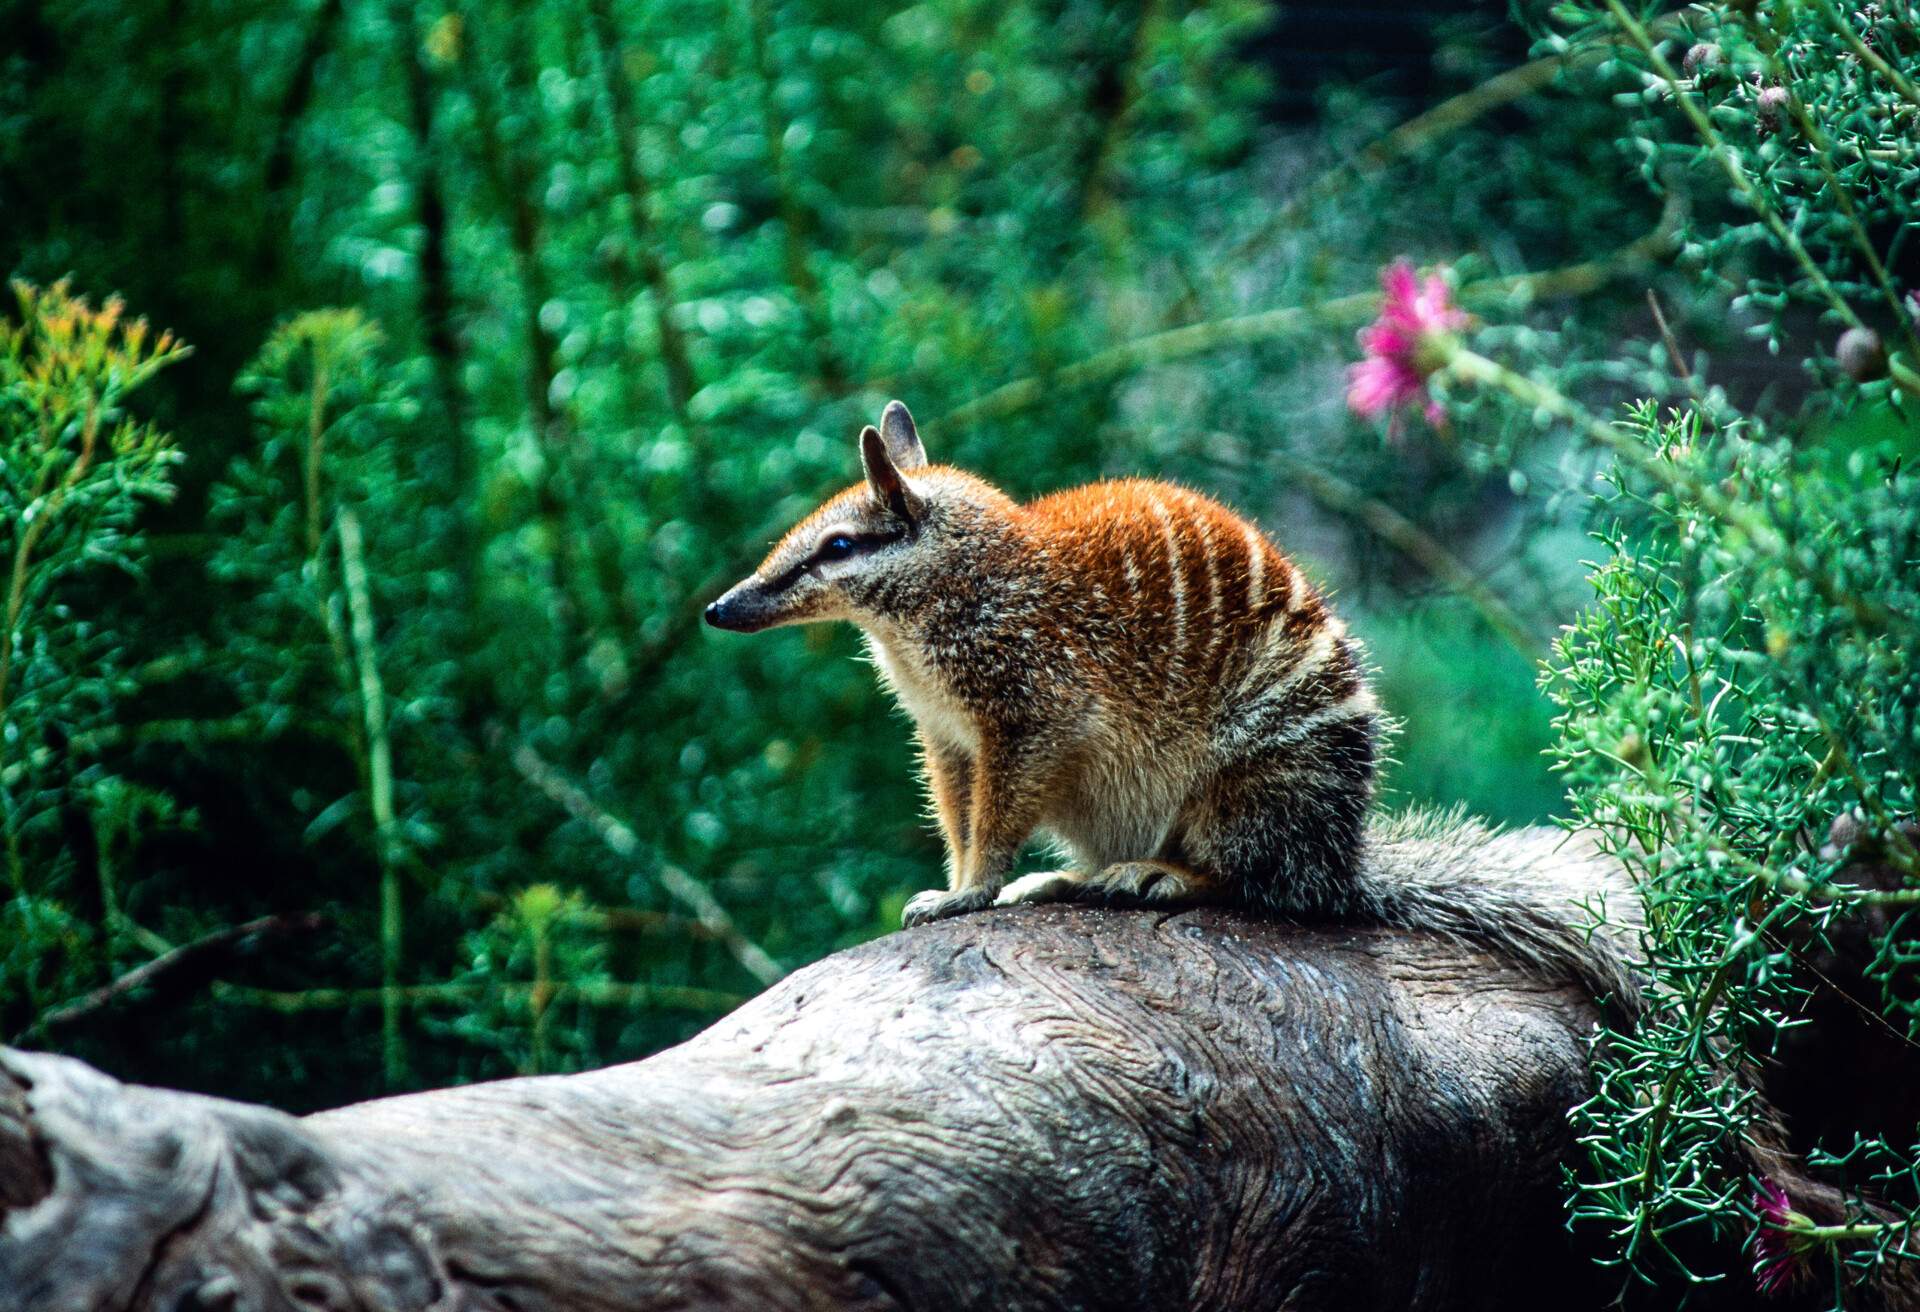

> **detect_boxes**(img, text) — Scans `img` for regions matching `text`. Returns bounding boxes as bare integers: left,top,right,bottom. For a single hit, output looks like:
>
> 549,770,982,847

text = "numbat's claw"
901,886,997,928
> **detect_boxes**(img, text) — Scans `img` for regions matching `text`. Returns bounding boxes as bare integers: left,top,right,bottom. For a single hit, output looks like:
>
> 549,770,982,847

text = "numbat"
709,401,1636,1001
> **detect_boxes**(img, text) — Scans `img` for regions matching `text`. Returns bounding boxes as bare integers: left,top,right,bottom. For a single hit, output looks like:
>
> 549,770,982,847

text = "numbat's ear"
878,399,928,471
861,424,926,525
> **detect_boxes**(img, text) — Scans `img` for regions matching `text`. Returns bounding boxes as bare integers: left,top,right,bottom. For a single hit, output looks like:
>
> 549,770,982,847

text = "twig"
1232,55,1568,263
507,741,785,985
530,896,554,1073
304,347,331,560
592,906,718,938
939,201,1681,433
1229,12,1686,264
1267,449,1543,658
339,509,406,1084
1645,289,1691,382
208,978,744,1014
1443,345,1914,644
20,913,329,1041
1747,20,1920,364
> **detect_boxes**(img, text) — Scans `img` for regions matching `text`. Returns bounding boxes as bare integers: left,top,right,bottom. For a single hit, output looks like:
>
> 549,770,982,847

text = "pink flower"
1753,1177,1811,1296
1347,260,1467,430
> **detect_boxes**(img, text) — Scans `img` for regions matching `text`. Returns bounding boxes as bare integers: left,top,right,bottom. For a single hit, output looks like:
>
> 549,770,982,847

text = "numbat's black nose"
705,591,762,632
706,581,779,633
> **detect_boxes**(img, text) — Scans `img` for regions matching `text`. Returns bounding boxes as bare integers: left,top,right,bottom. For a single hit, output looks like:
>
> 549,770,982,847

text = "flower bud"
1755,84,1790,132
1683,42,1721,79
1836,326,1888,381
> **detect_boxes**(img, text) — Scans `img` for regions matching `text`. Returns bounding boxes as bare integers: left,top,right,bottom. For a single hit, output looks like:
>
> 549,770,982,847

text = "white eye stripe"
813,525,860,555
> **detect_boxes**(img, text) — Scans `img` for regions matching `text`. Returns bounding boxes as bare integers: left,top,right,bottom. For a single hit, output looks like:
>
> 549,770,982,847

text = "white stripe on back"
1243,520,1267,613
1146,494,1188,669
1191,509,1221,663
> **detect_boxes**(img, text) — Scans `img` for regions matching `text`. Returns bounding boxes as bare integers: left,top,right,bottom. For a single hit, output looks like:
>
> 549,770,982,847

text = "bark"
13,895,1908,1310
0,905,1608,1312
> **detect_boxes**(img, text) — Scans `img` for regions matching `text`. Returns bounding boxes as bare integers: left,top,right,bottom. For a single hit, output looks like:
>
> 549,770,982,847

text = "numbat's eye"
817,534,859,562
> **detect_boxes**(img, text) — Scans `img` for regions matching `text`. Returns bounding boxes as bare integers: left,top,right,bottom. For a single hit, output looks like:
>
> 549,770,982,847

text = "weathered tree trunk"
1,904,1621,1311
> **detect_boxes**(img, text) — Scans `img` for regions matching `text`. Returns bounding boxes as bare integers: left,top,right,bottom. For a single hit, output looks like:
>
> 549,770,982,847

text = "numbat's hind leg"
1088,860,1211,904
997,861,1212,908
994,870,1089,907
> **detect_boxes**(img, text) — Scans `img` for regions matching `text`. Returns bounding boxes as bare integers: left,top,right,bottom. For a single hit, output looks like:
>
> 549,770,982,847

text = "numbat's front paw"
994,870,1088,907
901,886,997,928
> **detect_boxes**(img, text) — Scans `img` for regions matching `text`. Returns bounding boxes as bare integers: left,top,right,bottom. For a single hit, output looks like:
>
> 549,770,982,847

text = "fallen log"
0,904,1612,1311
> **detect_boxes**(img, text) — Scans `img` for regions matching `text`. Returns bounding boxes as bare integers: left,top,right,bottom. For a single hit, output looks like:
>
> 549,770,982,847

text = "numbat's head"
705,400,1011,634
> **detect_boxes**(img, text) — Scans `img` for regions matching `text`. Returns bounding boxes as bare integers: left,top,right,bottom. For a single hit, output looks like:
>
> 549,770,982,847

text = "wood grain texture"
0,905,1611,1312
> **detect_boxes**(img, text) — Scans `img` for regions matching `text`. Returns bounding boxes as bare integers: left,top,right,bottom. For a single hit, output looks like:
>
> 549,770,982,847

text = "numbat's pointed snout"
704,582,779,633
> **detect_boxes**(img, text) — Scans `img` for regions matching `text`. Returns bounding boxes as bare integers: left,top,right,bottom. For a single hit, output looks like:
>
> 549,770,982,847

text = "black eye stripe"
762,527,911,596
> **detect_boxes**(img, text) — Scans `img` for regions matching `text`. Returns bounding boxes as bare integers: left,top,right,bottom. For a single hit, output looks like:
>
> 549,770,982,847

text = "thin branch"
591,906,719,938
1443,344,1915,646
1232,54,1567,263
19,914,329,1041
1265,449,1543,658
304,351,331,559
1644,289,1691,383
939,200,1682,432
507,740,786,986
1746,21,1920,363
208,978,745,1014
339,511,401,877
1229,12,1687,264
338,509,406,1085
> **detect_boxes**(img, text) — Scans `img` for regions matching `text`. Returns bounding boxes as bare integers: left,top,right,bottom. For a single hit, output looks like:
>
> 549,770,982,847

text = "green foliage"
1384,1,1920,1299
1533,0,1920,390
0,280,186,1020
1548,403,1918,1293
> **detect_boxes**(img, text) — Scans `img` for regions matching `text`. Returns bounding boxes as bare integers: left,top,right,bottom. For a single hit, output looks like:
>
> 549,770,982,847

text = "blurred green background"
1,0,1671,1108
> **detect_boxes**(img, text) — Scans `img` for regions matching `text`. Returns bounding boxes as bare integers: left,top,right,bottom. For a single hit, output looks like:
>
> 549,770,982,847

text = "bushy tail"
1355,808,1643,1013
